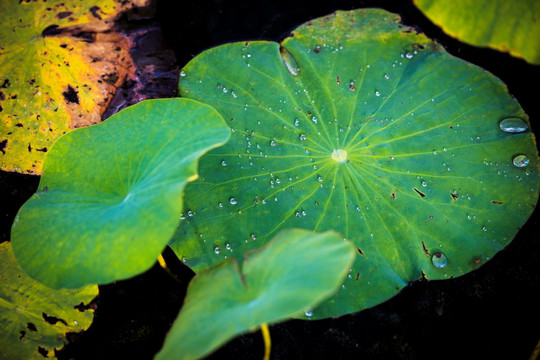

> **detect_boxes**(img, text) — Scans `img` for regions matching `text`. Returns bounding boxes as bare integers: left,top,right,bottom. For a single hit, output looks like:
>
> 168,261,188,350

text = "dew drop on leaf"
431,252,448,269
512,154,530,167
499,118,528,133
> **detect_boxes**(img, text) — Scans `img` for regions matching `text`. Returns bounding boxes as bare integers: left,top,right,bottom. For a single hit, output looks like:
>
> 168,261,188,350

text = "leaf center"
331,149,348,163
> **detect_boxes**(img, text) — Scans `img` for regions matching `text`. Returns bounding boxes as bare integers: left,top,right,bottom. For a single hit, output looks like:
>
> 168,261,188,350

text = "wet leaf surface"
171,8,539,318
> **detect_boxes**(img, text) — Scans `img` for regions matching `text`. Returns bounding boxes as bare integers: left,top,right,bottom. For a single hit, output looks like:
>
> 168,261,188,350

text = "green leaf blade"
414,0,540,64
172,9,539,318
11,98,230,289
155,229,356,360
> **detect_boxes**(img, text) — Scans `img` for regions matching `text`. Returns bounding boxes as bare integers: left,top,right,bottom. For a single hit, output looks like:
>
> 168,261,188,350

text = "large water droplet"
431,252,448,269
214,247,221,254
499,118,528,133
280,47,300,76
229,197,237,205
299,134,307,141
513,154,530,167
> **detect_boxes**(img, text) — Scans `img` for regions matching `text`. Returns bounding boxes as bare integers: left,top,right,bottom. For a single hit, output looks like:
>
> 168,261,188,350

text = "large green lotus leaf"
414,0,540,64
11,99,230,289
0,242,97,359
156,229,355,360
0,0,150,174
170,9,540,319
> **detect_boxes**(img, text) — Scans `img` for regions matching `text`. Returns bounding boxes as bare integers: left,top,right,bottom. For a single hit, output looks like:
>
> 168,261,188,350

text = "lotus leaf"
156,229,355,360
11,99,230,289
170,9,540,318
414,0,540,64
0,0,150,174
0,242,97,360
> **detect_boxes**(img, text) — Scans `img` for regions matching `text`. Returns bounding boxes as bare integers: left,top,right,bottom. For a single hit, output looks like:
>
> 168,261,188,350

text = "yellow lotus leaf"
0,0,150,174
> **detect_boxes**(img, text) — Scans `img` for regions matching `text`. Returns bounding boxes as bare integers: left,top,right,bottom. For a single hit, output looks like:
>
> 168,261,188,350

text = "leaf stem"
261,323,271,360
530,336,540,360
157,254,183,285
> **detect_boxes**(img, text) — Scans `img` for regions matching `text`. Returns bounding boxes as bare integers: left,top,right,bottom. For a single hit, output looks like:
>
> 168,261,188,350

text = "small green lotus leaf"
414,0,540,64
171,9,540,318
11,99,230,289
156,229,355,360
0,242,98,359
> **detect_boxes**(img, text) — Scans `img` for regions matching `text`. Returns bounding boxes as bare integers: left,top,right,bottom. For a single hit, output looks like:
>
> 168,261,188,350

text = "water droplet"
431,252,448,269
304,310,313,317
280,47,299,76
214,247,221,254
421,181,427,187
405,53,413,59
513,154,530,167
187,210,194,217
180,71,186,77
312,116,318,124
225,243,232,251
294,119,300,126
299,134,307,141
229,197,237,205
221,160,227,166
270,140,277,147
500,118,528,133
375,91,381,97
